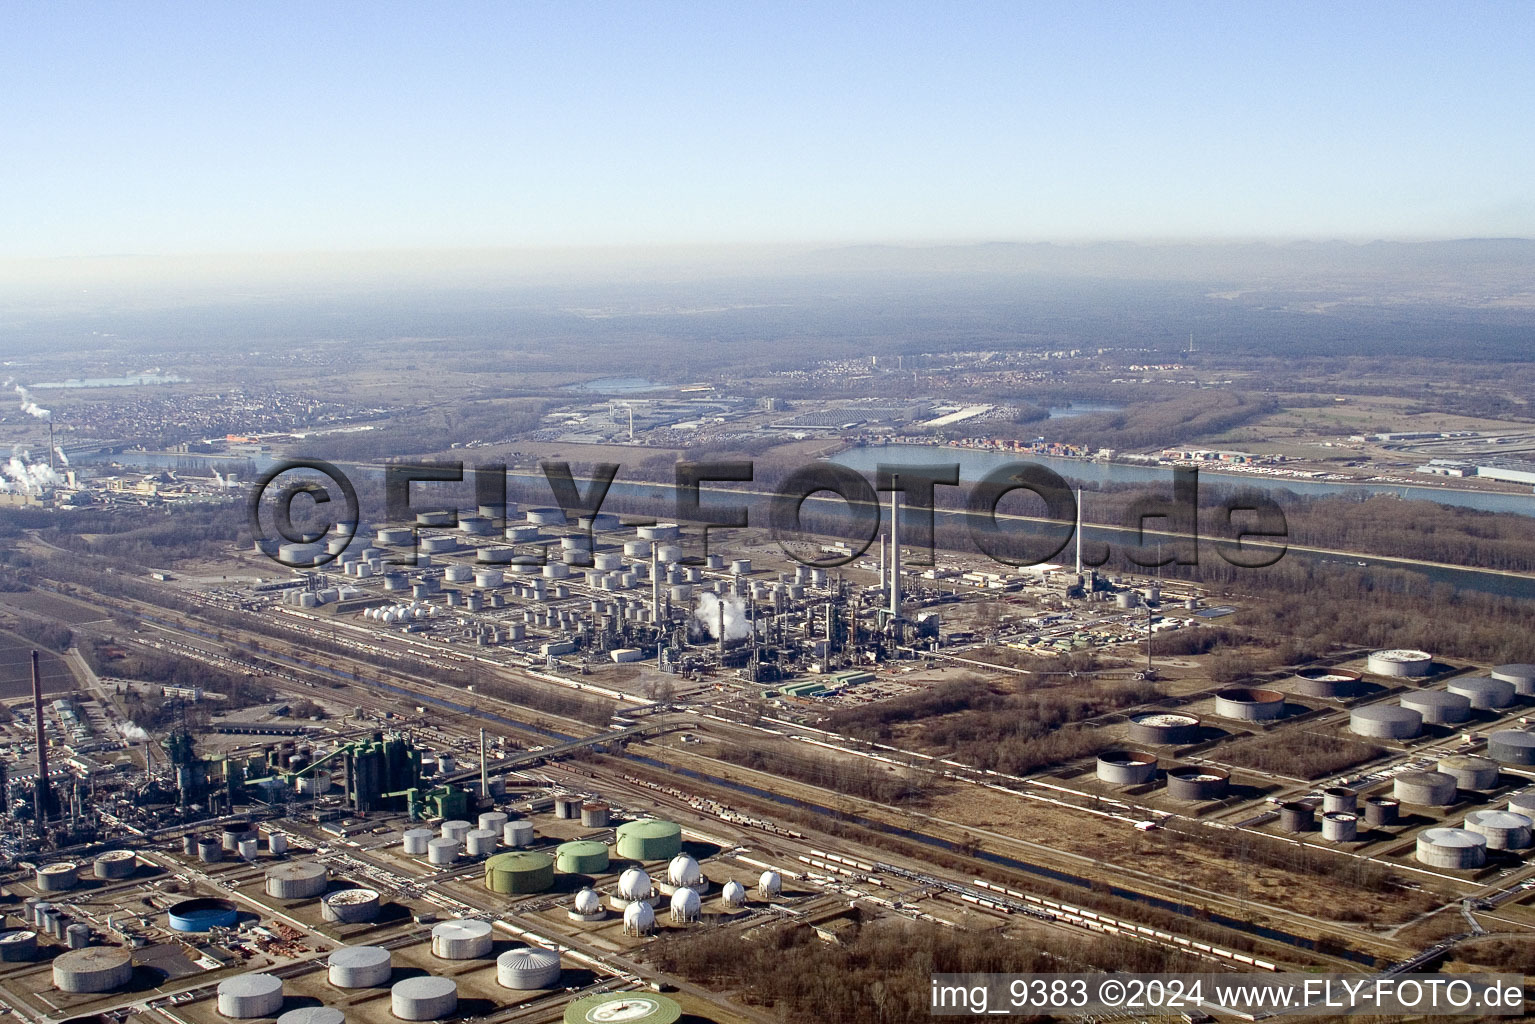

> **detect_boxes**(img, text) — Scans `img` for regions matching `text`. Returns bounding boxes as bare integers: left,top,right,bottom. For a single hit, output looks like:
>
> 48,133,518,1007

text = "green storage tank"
615,819,682,862
484,851,555,894
555,840,610,874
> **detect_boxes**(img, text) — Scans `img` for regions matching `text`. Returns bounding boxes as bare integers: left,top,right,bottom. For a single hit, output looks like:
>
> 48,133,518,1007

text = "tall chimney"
1075,486,1083,577
32,650,50,824
479,728,488,799
889,475,901,621
651,544,660,624
717,597,725,654
48,421,57,473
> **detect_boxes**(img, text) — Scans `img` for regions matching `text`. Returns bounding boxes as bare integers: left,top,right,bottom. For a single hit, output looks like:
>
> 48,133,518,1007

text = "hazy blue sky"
3,3,1531,257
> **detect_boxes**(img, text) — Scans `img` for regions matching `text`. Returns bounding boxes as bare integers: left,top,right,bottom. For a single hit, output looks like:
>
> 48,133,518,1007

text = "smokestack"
48,421,56,473
479,728,488,799
1075,487,1083,577
32,650,50,824
889,475,901,621
651,544,660,624
718,598,725,654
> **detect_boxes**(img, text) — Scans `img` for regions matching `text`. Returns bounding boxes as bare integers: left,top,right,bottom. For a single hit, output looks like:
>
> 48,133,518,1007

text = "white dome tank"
669,887,701,922
618,867,652,900
496,946,561,990
622,900,656,935
573,888,603,915
758,870,782,896
721,880,747,907
667,854,703,888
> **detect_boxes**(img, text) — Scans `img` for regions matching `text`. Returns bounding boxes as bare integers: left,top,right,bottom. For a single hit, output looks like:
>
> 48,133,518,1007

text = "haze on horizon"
3,2,1533,267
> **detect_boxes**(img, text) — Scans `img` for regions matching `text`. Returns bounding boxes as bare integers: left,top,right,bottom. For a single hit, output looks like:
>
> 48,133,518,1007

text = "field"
0,632,76,699
0,589,114,625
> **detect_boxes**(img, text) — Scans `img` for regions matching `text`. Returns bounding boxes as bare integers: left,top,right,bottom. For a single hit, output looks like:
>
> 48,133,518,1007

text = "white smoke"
118,722,152,743
694,591,750,641
54,446,69,467
0,447,62,495
14,385,50,421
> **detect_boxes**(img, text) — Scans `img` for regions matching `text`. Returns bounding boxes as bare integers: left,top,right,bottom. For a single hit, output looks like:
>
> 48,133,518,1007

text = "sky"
2,3,1533,259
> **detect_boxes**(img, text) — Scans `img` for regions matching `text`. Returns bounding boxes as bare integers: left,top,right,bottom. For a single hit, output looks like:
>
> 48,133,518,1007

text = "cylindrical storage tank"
182,834,199,856
36,863,78,892
1400,689,1471,725
615,819,683,862
1288,667,1362,698
1115,590,1139,610
526,507,564,526
377,527,413,547
464,829,497,858
503,820,534,848
93,851,138,880
441,819,472,843
484,851,554,894
279,1009,345,1024
66,924,91,949
477,811,509,834
1508,791,1535,817
54,947,134,994
419,536,457,555
1491,663,1535,697
555,841,610,875
1364,796,1400,826
1448,676,1516,710
222,823,257,852
427,839,459,866
1322,787,1357,814
1321,812,1358,842
1278,802,1314,833
391,977,457,1021
1095,750,1156,785
269,833,290,856
1126,712,1200,745
1350,704,1422,739
593,552,623,571
403,828,434,855
1165,765,1231,802
495,947,561,990
1394,770,1458,806
0,930,38,962
45,910,65,940
266,861,328,899
322,889,382,924
1416,828,1487,869
580,802,610,828
1214,687,1285,721
1488,730,1535,766
238,838,259,861
1438,755,1500,791
168,897,239,932
1464,810,1533,851
473,569,503,588
329,945,393,988
431,919,493,960
553,794,582,819
444,564,473,583
296,770,333,796
1367,649,1434,677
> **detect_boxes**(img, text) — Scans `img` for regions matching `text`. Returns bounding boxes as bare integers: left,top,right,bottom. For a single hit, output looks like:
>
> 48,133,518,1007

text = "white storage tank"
1400,689,1471,726
93,850,138,880
667,854,704,888
441,820,472,842
1416,828,1487,869
464,829,497,858
402,828,434,855
1491,663,1535,697
758,870,782,896
569,888,605,921
35,862,78,892
503,820,534,848
1349,704,1422,739
721,880,747,907
218,973,285,1017
1447,675,1516,710
1367,649,1434,677
54,946,134,993
265,861,328,899
278,1009,345,1024
496,946,561,990
1438,755,1500,791
427,839,459,866
1321,812,1358,842
1394,770,1458,806
391,977,457,1021
478,811,509,834
669,887,701,923
431,919,493,960
618,867,652,901
1464,810,1533,850
268,832,289,856
0,930,38,962
329,945,393,988
622,900,656,936
322,889,382,924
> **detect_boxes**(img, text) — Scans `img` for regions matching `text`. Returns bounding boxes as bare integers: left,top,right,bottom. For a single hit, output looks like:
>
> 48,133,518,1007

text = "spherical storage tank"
1491,664,1535,697
556,841,610,874
1400,689,1471,726
1395,770,1458,806
432,919,493,960
1165,765,1230,801
1367,649,1434,677
392,977,457,1021
616,819,682,861
1126,712,1200,745
219,974,284,1017
1289,667,1362,698
402,828,434,855
570,888,605,921
1448,676,1516,710
0,930,38,962
484,851,554,894
563,992,681,1024
623,900,656,936
667,854,704,888
669,887,700,923
266,861,328,899
1350,704,1422,739
1095,750,1157,785
497,946,561,990
54,947,133,994
1438,755,1500,791
1214,687,1284,722
1488,730,1535,766
36,862,78,892
1417,828,1486,869
758,870,782,896
322,889,382,924
721,880,747,907
329,945,393,988
618,867,653,901
168,897,239,932
93,850,138,880
1464,810,1533,850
